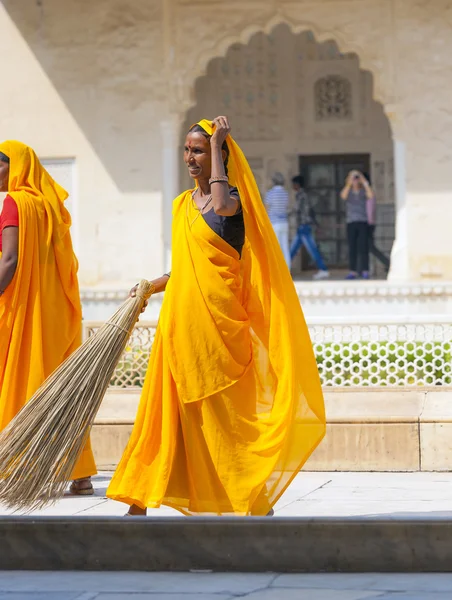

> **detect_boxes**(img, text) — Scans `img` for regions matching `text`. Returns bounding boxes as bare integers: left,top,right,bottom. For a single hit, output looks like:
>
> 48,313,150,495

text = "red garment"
0,195,19,252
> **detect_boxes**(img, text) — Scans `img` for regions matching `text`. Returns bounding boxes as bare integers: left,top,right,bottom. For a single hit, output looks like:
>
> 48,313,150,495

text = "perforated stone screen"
83,321,452,389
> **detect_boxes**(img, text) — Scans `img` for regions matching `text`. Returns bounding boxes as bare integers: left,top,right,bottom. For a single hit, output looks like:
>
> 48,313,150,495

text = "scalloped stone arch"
176,15,392,118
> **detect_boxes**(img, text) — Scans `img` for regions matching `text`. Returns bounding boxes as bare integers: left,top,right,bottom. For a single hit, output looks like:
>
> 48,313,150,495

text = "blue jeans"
290,224,327,271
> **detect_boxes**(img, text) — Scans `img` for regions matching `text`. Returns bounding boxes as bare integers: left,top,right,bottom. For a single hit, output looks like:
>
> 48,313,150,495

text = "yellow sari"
107,121,325,514
0,140,96,481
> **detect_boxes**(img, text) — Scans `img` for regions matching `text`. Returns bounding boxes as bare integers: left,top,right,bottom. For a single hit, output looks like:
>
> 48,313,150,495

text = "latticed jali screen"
84,322,157,388
83,321,452,388
310,322,452,387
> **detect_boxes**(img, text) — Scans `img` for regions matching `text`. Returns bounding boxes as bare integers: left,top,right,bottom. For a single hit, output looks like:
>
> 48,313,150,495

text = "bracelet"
163,272,171,278
209,176,229,185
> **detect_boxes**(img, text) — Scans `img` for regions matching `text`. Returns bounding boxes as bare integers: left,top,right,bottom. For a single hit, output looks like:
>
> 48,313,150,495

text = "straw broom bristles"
0,279,155,512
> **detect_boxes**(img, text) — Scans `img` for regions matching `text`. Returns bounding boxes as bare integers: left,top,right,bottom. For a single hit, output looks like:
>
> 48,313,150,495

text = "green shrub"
110,341,452,388
316,341,452,386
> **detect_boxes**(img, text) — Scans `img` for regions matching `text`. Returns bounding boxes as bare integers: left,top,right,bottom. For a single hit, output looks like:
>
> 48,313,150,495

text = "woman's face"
184,132,212,180
0,160,9,192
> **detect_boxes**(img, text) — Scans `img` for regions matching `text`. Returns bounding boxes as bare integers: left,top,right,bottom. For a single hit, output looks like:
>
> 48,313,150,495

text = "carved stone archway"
160,1,406,279
164,1,396,116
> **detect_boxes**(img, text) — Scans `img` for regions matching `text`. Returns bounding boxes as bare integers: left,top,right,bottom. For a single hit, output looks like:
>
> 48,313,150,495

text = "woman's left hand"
211,116,231,147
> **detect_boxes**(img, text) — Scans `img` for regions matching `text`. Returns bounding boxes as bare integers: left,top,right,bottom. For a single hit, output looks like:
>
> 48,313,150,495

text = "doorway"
297,154,369,270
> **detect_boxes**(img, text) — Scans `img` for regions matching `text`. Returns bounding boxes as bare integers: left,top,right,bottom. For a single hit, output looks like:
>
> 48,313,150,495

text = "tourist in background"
341,170,373,280
265,172,290,266
290,175,329,280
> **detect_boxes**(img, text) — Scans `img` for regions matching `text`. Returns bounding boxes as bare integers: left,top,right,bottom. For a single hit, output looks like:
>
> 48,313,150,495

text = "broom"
0,279,154,512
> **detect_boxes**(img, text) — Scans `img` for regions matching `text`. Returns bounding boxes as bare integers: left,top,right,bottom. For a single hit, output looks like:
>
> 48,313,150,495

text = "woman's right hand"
129,284,148,312
211,116,231,147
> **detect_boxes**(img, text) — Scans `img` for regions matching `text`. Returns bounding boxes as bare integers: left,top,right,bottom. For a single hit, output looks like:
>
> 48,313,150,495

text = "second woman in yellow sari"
107,116,325,516
0,141,97,495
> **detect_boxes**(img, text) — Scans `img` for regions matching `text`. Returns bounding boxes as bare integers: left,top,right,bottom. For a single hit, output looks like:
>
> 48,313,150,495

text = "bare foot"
126,503,147,516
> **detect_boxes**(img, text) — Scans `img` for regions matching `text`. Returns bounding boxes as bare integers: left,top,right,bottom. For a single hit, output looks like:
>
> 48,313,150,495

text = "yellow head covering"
1,140,72,238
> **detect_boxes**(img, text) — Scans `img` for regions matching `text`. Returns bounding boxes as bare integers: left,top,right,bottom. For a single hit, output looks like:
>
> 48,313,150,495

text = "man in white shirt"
265,172,290,266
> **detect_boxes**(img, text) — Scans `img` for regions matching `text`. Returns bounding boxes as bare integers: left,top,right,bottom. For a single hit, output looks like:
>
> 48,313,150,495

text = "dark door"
298,154,370,270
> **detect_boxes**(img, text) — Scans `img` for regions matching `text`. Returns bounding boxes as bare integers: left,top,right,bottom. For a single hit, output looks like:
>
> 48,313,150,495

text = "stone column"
386,108,409,281
160,114,183,272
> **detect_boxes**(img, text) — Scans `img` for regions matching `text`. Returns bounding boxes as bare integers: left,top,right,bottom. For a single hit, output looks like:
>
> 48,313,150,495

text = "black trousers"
347,222,369,273
368,225,390,271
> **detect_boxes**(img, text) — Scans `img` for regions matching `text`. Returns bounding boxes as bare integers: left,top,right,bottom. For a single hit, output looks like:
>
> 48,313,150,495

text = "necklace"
189,188,212,227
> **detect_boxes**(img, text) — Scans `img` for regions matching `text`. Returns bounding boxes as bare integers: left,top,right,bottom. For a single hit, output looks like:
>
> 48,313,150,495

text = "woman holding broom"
0,141,97,495
107,117,326,516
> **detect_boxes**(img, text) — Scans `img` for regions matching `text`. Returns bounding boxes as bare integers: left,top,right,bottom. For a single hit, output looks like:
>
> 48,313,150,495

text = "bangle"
209,176,228,185
164,272,171,278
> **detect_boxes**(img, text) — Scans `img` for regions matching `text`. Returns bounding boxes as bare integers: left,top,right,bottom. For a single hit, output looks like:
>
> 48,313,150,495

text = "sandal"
69,478,94,496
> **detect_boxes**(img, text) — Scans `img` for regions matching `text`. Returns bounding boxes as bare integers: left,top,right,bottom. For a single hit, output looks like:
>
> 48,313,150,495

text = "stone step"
1,515,451,572
92,388,452,471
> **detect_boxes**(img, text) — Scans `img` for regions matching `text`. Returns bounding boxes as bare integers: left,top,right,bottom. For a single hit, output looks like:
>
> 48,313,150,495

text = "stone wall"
0,0,167,286
1,0,452,284
93,387,452,471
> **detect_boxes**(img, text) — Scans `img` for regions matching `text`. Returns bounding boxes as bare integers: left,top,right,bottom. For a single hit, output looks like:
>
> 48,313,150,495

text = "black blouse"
201,187,245,257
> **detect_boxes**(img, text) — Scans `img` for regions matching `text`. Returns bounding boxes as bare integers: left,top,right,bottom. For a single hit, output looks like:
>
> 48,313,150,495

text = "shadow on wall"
2,0,167,194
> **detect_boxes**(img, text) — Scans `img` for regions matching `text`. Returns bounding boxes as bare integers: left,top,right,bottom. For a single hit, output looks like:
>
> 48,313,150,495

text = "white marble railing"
83,317,452,389
81,280,452,321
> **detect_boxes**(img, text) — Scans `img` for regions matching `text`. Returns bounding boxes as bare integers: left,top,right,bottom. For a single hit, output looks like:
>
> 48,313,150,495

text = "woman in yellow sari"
107,117,325,516
0,141,97,495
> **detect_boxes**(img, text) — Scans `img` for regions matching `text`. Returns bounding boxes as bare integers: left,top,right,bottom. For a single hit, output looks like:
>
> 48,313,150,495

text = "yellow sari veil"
196,119,326,501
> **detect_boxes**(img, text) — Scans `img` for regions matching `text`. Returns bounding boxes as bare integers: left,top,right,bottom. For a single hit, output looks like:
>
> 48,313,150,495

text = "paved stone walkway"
2,471,452,517
1,572,452,599
2,473,452,597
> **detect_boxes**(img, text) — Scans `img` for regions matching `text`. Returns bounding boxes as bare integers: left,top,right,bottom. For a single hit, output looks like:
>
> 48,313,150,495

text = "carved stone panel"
315,75,352,121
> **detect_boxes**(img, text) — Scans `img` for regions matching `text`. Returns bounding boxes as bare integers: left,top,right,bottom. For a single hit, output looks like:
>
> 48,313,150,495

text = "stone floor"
2,471,452,518
1,572,452,599
2,473,452,597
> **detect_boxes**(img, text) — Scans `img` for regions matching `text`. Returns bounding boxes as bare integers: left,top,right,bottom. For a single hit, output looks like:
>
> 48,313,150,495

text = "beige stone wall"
2,0,452,284
0,0,167,286
92,387,452,471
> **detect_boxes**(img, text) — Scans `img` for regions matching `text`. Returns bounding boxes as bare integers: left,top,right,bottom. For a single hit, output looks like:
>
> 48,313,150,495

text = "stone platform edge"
2,515,452,572
91,388,452,472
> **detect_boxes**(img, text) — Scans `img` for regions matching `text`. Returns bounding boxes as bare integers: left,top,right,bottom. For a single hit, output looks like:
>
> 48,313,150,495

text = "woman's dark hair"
0,152,10,164
292,175,305,187
188,124,230,176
